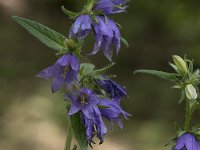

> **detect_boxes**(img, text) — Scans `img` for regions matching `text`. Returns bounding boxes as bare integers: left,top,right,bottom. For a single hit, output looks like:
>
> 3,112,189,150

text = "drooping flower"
37,53,79,93
96,77,128,100
173,133,200,150
99,99,130,129
90,16,121,61
65,88,107,145
69,14,92,40
94,0,128,15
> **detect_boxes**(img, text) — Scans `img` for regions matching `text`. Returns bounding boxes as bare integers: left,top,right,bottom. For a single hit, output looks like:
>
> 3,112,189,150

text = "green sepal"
80,63,95,76
134,69,179,82
61,6,80,19
174,122,181,134
165,131,186,147
70,113,88,150
12,16,67,51
169,62,179,73
85,0,96,11
120,36,129,48
91,63,115,78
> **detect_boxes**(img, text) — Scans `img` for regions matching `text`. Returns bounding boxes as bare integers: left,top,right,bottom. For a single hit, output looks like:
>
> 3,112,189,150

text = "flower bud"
185,84,197,100
172,55,188,74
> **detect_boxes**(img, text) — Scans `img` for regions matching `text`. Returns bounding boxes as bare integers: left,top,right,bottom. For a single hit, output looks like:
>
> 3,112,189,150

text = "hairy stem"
184,98,192,131
65,121,73,150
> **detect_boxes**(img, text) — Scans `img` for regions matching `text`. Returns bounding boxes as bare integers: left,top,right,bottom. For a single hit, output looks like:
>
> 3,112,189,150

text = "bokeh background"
1,0,200,150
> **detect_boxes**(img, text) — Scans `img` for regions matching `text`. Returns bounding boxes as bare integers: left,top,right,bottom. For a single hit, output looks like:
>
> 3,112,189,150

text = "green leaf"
134,69,178,81
70,113,88,150
120,36,129,48
12,16,67,51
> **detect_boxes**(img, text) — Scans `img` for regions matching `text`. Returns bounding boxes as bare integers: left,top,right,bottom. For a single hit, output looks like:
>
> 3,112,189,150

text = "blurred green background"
1,0,200,150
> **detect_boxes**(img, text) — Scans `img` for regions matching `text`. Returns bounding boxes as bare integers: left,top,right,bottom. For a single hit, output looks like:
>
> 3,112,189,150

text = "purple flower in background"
69,14,92,40
94,0,128,15
37,53,79,93
173,133,200,150
90,16,121,61
99,99,130,129
65,88,107,145
97,78,128,100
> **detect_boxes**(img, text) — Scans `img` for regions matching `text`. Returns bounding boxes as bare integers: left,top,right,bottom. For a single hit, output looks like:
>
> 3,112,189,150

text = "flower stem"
184,98,192,131
65,121,73,150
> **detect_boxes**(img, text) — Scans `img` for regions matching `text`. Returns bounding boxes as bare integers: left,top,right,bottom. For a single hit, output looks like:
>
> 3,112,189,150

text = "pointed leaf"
70,113,88,150
12,16,67,51
134,69,178,81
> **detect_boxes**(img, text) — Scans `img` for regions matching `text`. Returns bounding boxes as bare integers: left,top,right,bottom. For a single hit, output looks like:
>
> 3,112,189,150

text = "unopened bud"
172,55,188,74
185,84,197,100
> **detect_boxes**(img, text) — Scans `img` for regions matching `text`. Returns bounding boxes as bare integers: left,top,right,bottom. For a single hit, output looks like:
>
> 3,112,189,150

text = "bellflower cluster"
135,55,200,150
13,0,130,149
68,0,128,61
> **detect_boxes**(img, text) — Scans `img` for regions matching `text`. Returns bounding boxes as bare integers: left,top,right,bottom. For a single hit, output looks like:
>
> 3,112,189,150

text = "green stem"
184,98,192,131
65,121,73,150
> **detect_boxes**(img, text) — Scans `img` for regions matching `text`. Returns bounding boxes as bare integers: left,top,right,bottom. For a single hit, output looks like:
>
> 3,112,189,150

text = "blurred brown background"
1,0,200,150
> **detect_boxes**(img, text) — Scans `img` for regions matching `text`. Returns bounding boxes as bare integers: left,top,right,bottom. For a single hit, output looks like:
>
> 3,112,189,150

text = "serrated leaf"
71,113,88,150
134,69,178,81
12,16,67,51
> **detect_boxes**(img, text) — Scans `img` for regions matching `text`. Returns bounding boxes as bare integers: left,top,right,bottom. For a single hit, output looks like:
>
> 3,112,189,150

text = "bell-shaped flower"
90,16,121,61
173,133,200,150
94,0,128,15
69,14,92,40
65,88,107,145
37,53,79,93
99,99,130,129
96,77,128,100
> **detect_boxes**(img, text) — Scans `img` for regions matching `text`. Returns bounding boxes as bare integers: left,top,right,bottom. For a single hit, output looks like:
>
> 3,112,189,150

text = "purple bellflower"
97,78,128,101
65,88,107,145
69,14,92,40
94,0,128,15
90,16,121,61
37,53,79,93
99,99,130,129
173,133,200,150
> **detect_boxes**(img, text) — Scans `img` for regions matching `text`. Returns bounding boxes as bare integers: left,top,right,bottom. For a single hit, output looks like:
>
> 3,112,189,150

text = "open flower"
65,88,107,145
37,53,79,93
173,133,200,150
99,99,130,129
90,16,121,61
69,14,92,40
97,77,128,101
94,0,128,15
